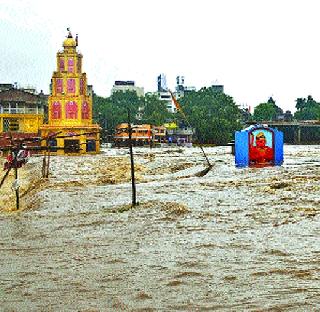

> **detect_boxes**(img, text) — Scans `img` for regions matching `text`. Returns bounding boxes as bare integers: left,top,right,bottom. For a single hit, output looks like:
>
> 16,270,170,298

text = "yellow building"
40,30,100,155
0,88,44,133
0,87,46,150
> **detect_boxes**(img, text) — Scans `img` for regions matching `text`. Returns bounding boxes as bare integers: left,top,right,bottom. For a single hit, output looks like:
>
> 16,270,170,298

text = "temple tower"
40,30,100,155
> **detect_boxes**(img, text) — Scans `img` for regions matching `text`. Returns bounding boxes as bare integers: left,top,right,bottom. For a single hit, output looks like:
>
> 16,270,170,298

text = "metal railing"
0,107,44,114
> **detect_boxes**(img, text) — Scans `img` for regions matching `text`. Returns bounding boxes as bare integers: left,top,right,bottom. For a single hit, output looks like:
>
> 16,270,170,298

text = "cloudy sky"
1,0,320,112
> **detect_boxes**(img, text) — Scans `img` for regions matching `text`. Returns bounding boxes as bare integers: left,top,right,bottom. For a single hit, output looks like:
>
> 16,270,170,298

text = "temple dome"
63,37,76,48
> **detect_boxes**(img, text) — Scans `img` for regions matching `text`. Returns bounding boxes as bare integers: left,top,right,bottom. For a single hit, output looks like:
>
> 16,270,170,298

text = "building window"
8,119,19,131
80,79,84,95
82,101,89,119
68,58,74,73
86,140,96,152
51,101,61,119
66,101,78,119
59,58,65,71
64,139,80,153
3,119,10,132
67,79,75,93
56,79,63,94
3,118,19,132
77,59,82,73
48,138,58,152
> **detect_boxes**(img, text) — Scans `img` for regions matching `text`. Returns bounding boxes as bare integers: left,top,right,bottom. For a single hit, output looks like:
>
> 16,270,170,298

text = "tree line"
253,96,320,121
93,87,242,145
93,89,320,145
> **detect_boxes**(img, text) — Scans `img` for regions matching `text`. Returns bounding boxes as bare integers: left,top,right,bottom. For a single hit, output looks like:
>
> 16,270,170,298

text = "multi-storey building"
111,81,144,97
0,83,15,92
159,91,175,113
0,86,46,148
40,30,100,155
114,123,166,146
211,84,224,93
156,74,175,113
175,75,196,99
157,74,167,92
114,123,152,146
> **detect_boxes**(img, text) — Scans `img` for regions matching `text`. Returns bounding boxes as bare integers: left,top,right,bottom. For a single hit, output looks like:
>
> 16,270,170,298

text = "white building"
156,74,175,113
159,90,176,113
175,75,196,99
111,80,144,97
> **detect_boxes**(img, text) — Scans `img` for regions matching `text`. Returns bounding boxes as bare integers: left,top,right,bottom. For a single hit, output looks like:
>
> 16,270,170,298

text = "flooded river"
0,145,319,311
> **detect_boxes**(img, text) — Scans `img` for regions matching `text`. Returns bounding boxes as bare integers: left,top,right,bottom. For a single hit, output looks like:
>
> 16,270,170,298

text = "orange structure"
114,123,152,146
114,123,166,146
40,30,100,155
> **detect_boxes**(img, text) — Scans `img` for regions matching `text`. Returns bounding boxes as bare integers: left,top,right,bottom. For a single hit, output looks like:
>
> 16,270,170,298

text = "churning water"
0,145,319,311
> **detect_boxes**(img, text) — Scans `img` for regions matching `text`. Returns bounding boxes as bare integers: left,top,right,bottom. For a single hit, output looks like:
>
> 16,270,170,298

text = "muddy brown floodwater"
0,145,319,311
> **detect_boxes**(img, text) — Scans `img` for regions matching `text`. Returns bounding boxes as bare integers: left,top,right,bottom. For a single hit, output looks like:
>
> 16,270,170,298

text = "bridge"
245,120,320,144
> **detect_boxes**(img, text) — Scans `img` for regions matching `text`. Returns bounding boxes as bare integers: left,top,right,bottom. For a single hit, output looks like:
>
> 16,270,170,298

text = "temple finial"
67,27,72,38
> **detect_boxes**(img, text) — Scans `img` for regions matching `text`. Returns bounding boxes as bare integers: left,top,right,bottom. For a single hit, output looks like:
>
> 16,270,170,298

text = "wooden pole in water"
13,150,19,210
14,167,19,210
42,139,48,178
127,109,137,206
46,143,51,178
0,167,12,188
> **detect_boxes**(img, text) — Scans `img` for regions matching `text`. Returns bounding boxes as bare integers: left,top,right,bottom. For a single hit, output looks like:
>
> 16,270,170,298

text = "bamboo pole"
127,109,137,207
14,160,19,210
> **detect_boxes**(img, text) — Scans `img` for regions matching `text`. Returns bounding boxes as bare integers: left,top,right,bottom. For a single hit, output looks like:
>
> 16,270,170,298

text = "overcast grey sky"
1,0,320,112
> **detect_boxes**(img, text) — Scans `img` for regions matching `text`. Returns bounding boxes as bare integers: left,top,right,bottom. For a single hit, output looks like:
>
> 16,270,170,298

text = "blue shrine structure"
235,124,283,167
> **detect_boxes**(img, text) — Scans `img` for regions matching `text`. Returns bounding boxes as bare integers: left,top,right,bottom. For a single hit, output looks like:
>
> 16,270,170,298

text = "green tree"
140,93,173,125
294,95,320,120
253,98,282,121
296,97,306,111
109,90,143,123
93,91,174,137
93,88,242,145
178,87,242,145
93,91,143,135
